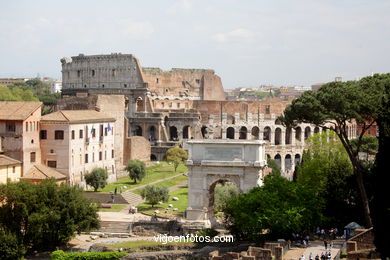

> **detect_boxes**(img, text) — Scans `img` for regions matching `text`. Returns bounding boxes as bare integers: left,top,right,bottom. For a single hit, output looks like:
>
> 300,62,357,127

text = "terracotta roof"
21,164,67,180
41,110,116,124
0,154,21,166
0,101,42,120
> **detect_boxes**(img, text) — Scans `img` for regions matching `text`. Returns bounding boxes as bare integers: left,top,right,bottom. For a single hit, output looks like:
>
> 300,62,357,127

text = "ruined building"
59,53,358,176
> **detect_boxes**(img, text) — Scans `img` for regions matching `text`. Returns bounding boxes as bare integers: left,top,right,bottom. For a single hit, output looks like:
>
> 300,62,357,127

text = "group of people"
316,227,338,240
300,251,332,260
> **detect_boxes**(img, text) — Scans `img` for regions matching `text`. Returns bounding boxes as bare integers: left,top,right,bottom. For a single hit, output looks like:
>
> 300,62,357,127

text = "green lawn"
132,174,188,195
99,240,193,251
97,204,127,212
96,162,187,193
137,187,188,218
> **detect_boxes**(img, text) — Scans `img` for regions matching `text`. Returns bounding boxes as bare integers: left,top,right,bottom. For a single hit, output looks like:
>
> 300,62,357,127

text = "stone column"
280,155,285,174
291,129,296,146
281,129,286,145
259,129,264,140
234,128,239,139
247,128,252,140
222,128,227,139
270,127,275,145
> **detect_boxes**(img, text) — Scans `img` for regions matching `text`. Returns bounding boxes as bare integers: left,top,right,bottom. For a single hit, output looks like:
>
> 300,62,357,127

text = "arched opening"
285,154,292,171
295,127,302,141
164,116,169,128
266,154,271,160
226,127,235,139
294,154,301,165
285,127,292,144
149,126,156,141
150,154,157,161
304,126,311,140
183,125,190,139
275,128,282,145
251,126,259,140
136,97,143,112
274,154,281,168
201,126,208,139
239,126,247,139
263,126,271,141
209,179,239,223
314,126,320,134
275,118,282,125
134,125,143,136
169,126,178,141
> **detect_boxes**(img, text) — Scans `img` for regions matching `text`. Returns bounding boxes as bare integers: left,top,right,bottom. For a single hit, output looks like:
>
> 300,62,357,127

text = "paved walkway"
285,241,341,260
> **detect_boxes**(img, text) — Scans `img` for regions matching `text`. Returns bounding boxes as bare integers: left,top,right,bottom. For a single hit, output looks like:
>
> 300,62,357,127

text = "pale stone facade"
185,139,266,224
40,110,116,187
0,155,22,184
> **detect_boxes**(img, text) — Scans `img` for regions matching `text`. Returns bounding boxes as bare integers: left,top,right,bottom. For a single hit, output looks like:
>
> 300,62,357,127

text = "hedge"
50,250,126,260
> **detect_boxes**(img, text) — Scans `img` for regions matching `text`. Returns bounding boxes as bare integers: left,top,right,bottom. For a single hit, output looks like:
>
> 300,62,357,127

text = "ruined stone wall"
123,136,151,163
61,53,145,92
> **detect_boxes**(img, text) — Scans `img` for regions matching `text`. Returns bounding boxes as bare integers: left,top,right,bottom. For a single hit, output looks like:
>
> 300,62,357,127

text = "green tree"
166,147,188,172
214,183,239,213
85,168,108,192
279,80,379,227
267,158,281,175
0,229,25,260
140,185,169,208
126,159,146,184
224,173,323,241
0,180,99,254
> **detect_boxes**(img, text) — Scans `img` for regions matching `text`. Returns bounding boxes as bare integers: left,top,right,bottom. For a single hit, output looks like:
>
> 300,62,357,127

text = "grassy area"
99,240,193,251
97,204,127,212
96,162,187,193
137,187,188,217
132,174,188,195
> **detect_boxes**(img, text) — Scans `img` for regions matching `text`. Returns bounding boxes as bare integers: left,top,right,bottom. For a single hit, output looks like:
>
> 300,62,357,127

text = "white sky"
1,0,390,89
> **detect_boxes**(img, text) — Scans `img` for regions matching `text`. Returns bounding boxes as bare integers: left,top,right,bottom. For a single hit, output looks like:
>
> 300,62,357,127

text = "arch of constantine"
184,139,266,225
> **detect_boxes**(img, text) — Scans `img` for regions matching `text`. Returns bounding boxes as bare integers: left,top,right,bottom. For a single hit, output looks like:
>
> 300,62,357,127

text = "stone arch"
275,118,282,125
314,126,320,134
251,126,259,140
294,154,301,165
263,126,271,141
285,127,292,144
201,126,208,139
266,154,271,160
274,127,282,145
285,154,292,171
150,154,157,161
149,126,156,141
239,126,247,139
274,154,281,168
295,127,302,141
183,125,191,139
134,125,142,136
226,127,235,139
169,126,178,141
304,126,311,139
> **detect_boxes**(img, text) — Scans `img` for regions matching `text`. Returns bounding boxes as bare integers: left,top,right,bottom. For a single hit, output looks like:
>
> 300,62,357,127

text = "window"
50,149,54,153
196,79,200,84
79,129,83,139
26,122,28,132
6,121,16,132
39,130,47,139
124,84,127,88
55,130,64,140
112,149,114,158
105,151,107,160
91,128,96,138
47,161,57,168
112,127,114,135
112,69,116,77
265,105,271,114
30,122,32,132
102,84,105,88
71,130,75,140
105,127,108,136
99,151,102,161
92,70,95,76
100,124,104,137
85,154,88,163
30,152,36,163
77,70,81,77
12,166,16,173
92,152,95,162
156,78,159,83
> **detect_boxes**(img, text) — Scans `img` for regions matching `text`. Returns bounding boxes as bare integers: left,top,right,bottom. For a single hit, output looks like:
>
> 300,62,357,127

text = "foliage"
140,185,169,207
196,228,219,239
85,168,108,192
126,159,146,184
297,133,363,227
224,173,324,241
350,135,378,154
0,229,25,260
51,250,126,260
214,183,239,212
267,158,281,175
0,180,99,253
0,85,38,101
166,147,188,172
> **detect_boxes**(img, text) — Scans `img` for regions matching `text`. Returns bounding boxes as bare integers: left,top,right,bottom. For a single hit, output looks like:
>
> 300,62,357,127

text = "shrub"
140,185,169,207
0,230,25,260
51,250,126,260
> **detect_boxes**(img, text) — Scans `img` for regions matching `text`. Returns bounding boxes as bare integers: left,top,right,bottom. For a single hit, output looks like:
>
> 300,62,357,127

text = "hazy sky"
1,0,390,89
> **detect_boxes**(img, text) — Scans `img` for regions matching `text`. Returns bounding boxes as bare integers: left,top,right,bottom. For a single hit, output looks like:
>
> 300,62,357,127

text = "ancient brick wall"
123,136,151,163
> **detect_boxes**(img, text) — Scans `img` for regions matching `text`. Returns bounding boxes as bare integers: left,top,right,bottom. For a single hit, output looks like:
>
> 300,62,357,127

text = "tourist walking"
111,193,115,203
323,240,328,250
114,187,117,195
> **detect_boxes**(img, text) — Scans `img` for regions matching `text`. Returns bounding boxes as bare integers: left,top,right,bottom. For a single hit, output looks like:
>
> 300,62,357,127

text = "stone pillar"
222,128,227,139
247,128,252,140
259,129,264,140
270,127,275,145
247,113,253,123
222,113,227,125
275,246,283,260
234,128,239,139
281,130,286,145
280,155,285,173
144,95,147,112
234,113,240,124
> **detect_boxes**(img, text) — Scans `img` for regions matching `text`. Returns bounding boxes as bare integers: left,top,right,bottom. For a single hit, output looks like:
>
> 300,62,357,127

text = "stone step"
121,191,144,206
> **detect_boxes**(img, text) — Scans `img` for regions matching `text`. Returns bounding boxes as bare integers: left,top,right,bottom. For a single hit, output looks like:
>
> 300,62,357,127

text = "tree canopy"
166,147,188,172
140,185,169,208
0,180,99,257
85,168,108,192
126,159,146,184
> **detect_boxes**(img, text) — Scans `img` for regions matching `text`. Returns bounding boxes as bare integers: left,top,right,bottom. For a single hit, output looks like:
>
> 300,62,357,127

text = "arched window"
294,154,301,165
295,127,302,141
226,127,234,139
239,126,247,139
170,126,178,141
183,125,190,139
149,126,156,141
263,126,271,141
134,125,142,136
285,127,292,144
304,126,311,140
251,126,259,140
201,126,208,139
274,128,282,145
274,154,281,168
285,154,292,171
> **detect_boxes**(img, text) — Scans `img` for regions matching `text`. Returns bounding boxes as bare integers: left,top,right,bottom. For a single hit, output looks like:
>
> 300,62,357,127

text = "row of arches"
133,125,192,141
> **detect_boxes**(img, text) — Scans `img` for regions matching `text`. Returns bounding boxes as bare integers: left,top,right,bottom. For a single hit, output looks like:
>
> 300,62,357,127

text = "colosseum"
59,53,358,178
